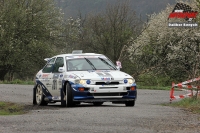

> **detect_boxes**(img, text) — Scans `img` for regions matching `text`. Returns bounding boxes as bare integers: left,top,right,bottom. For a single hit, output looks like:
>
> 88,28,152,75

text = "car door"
50,57,64,98
41,58,56,93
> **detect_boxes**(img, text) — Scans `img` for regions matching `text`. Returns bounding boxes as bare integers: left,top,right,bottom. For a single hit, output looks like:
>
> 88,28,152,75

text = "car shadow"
25,103,127,111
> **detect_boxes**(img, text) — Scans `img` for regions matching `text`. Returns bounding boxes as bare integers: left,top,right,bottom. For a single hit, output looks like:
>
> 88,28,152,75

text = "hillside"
54,0,177,20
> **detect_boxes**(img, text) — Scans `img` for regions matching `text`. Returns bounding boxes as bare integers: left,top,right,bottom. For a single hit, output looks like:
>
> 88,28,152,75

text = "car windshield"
66,57,117,71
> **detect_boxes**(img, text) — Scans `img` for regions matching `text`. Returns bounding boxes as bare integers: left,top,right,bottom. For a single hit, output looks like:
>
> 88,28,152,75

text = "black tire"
125,100,135,107
93,102,103,106
75,102,81,105
61,88,66,107
66,83,75,107
33,85,37,105
35,84,48,106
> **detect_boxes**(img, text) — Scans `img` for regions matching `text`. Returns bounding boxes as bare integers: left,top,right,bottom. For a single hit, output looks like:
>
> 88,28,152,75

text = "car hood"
66,70,133,81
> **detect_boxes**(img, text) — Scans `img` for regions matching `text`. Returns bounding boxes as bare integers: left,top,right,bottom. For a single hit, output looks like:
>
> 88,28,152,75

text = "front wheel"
66,83,75,107
125,101,135,107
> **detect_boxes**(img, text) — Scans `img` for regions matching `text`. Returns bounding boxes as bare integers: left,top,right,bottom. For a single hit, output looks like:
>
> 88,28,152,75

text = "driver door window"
42,58,56,73
52,57,64,73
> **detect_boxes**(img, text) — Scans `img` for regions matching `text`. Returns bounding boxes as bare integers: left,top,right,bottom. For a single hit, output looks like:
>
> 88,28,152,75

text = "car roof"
52,53,105,58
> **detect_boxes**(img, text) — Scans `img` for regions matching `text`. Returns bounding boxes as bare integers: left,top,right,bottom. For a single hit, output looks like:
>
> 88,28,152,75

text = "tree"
0,0,64,80
129,0,200,85
84,1,141,62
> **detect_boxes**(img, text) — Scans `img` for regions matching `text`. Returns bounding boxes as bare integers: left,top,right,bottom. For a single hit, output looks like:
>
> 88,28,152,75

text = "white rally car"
33,50,137,107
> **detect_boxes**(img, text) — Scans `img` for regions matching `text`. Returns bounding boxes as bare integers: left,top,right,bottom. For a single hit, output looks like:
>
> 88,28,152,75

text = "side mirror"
58,67,65,73
116,66,120,71
116,61,122,71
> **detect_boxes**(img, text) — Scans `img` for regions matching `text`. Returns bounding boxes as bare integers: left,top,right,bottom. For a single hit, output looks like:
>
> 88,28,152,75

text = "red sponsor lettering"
42,74,49,78
168,12,198,19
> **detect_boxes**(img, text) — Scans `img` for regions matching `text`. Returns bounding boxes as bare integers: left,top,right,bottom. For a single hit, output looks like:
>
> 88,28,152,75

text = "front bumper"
71,83,137,102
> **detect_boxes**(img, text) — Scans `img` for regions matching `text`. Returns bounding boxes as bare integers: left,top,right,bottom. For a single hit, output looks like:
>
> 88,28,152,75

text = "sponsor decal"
36,81,53,97
65,75,77,79
168,3,198,27
96,70,110,72
96,72,114,80
46,85,52,88
58,80,62,86
42,74,49,78
52,80,57,90
101,77,111,80
88,70,110,73
53,74,59,79
52,96,61,100
42,79,50,82
60,74,63,78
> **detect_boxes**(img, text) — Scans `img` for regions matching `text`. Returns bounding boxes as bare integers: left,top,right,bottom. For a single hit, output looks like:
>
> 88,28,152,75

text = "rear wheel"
93,102,103,106
35,84,48,106
125,101,135,107
33,85,37,105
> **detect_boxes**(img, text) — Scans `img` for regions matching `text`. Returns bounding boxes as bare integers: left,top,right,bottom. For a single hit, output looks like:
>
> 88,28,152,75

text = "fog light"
130,86,136,91
78,88,85,92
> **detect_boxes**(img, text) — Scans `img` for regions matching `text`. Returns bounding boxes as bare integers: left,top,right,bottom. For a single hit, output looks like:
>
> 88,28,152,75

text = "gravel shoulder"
0,84,199,133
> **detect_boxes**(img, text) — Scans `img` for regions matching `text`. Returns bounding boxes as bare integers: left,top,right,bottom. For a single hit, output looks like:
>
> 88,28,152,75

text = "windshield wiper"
84,57,96,70
98,57,116,70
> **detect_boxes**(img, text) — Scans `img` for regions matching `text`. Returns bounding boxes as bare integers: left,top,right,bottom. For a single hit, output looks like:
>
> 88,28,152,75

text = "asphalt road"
0,84,199,133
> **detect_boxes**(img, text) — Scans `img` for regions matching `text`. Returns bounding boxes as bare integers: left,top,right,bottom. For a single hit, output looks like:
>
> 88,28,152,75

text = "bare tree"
78,0,142,62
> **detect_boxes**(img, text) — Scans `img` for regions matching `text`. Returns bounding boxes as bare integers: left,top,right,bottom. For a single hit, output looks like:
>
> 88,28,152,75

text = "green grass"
164,97,200,114
137,85,171,90
0,79,34,85
0,101,26,115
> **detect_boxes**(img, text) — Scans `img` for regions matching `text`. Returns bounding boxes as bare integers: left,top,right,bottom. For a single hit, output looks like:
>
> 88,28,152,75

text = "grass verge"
164,97,200,114
0,101,27,115
0,79,34,85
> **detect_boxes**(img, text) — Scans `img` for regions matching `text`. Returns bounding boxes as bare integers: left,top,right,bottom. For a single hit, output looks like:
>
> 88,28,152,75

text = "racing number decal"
52,80,57,90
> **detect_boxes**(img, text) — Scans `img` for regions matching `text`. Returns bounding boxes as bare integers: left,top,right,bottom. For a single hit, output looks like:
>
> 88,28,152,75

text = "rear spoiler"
44,58,51,62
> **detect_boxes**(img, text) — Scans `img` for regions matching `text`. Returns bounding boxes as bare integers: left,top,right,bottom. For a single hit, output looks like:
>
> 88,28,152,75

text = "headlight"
80,80,86,84
75,79,91,85
127,79,135,84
